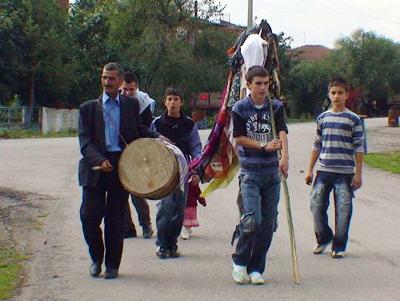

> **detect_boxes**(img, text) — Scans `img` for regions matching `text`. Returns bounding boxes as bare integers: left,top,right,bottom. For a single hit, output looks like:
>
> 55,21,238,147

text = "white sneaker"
249,272,265,285
181,227,191,240
313,243,329,254
331,251,345,258
232,263,250,284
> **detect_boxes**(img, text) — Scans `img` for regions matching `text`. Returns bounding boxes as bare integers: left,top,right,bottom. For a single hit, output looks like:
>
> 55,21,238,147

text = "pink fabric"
183,206,199,227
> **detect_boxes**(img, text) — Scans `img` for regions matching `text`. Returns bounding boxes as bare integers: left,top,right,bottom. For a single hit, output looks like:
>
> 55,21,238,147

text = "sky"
216,0,400,48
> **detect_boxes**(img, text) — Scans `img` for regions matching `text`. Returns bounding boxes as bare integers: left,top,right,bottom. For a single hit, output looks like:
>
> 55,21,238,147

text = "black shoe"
142,225,154,239
124,228,137,239
104,268,118,279
156,248,169,259
169,248,181,258
90,262,101,277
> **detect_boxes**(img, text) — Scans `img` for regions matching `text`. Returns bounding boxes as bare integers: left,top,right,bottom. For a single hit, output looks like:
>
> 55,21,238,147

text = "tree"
286,59,335,117
276,32,297,97
332,30,400,100
0,0,75,123
283,30,400,117
68,0,118,104
106,0,229,103
0,0,247,113
0,1,24,104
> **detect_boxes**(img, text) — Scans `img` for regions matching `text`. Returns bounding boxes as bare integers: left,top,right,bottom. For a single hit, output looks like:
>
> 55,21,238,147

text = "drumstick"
92,166,113,171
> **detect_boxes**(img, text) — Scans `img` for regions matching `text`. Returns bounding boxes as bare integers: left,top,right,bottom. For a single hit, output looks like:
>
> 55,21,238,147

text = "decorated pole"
262,32,300,284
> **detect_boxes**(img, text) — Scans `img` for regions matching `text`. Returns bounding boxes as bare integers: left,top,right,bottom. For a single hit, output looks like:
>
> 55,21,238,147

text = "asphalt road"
1,118,399,301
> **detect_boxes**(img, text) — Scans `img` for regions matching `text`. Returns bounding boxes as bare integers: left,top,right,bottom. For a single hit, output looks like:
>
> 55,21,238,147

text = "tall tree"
68,0,118,103
287,59,334,117
0,0,74,122
332,30,400,100
276,32,297,97
107,0,228,102
284,30,400,117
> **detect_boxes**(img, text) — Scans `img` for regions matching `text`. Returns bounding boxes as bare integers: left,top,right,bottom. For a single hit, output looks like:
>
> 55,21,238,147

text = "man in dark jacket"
78,62,158,279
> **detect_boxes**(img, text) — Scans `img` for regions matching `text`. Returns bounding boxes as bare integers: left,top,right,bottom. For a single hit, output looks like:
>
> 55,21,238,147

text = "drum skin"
119,138,179,199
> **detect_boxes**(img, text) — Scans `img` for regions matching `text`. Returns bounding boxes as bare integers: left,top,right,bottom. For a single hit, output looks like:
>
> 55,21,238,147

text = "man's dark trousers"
125,195,151,230
80,152,128,270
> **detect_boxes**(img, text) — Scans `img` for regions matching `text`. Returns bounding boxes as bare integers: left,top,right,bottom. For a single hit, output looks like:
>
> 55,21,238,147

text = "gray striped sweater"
313,109,364,174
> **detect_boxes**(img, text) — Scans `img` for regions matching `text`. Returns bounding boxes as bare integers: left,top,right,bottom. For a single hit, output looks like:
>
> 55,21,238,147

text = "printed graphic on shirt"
246,112,273,142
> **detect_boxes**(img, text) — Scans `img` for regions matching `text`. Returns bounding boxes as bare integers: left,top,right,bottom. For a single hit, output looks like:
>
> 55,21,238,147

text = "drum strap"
96,99,129,147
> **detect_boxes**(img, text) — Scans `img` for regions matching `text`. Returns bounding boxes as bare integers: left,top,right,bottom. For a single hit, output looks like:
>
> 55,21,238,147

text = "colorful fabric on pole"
190,19,281,197
190,75,236,187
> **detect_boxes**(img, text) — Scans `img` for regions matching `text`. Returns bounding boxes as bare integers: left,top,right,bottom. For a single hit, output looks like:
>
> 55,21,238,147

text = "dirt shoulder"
0,188,51,299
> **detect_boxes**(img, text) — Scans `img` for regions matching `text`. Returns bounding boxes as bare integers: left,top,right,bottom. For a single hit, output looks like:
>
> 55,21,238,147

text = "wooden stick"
281,176,300,284
268,96,300,285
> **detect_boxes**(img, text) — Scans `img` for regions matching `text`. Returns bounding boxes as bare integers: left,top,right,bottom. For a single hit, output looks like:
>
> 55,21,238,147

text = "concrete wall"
41,107,79,134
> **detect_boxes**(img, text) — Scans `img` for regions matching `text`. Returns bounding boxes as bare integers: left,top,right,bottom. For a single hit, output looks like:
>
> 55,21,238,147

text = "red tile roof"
289,45,332,61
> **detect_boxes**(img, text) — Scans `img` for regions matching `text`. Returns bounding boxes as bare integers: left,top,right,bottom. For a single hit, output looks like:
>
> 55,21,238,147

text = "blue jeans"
232,173,281,274
310,171,354,252
156,186,187,251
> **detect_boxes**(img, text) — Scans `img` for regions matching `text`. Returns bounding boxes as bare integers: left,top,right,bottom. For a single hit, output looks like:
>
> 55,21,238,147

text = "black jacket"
78,94,158,187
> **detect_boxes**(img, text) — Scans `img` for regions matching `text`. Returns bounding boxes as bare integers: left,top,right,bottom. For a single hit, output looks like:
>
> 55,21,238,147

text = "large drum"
118,138,180,199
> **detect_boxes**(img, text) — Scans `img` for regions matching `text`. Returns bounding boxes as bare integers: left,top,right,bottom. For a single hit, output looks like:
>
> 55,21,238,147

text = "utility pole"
194,1,198,18
247,0,253,28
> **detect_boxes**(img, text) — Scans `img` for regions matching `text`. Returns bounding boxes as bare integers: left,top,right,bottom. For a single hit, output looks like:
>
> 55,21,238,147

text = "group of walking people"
78,62,364,284
78,62,205,279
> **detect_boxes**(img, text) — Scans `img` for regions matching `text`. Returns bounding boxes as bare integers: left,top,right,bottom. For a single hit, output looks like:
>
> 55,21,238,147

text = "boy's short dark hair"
328,77,350,93
164,85,183,100
123,72,138,84
245,66,269,83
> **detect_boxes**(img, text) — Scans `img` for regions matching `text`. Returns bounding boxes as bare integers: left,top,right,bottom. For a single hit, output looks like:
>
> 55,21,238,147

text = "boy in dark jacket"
150,86,202,258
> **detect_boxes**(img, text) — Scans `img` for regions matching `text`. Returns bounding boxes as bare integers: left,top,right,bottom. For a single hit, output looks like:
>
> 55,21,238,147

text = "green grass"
0,128,77,139
29,218,43,231
364,151,400,174
0,248,26,300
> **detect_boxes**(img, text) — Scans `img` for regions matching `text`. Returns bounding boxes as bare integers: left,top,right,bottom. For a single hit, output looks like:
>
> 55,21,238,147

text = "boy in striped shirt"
305,77,364,259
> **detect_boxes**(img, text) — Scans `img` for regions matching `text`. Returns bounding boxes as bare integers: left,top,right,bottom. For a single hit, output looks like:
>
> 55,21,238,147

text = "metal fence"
0,106,41,129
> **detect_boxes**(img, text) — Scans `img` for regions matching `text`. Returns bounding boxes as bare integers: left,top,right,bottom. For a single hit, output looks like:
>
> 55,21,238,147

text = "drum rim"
118,138,179,199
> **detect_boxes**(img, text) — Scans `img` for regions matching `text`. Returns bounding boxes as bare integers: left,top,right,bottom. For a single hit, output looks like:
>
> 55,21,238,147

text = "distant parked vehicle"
189,92,222,129
189,92,222,111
